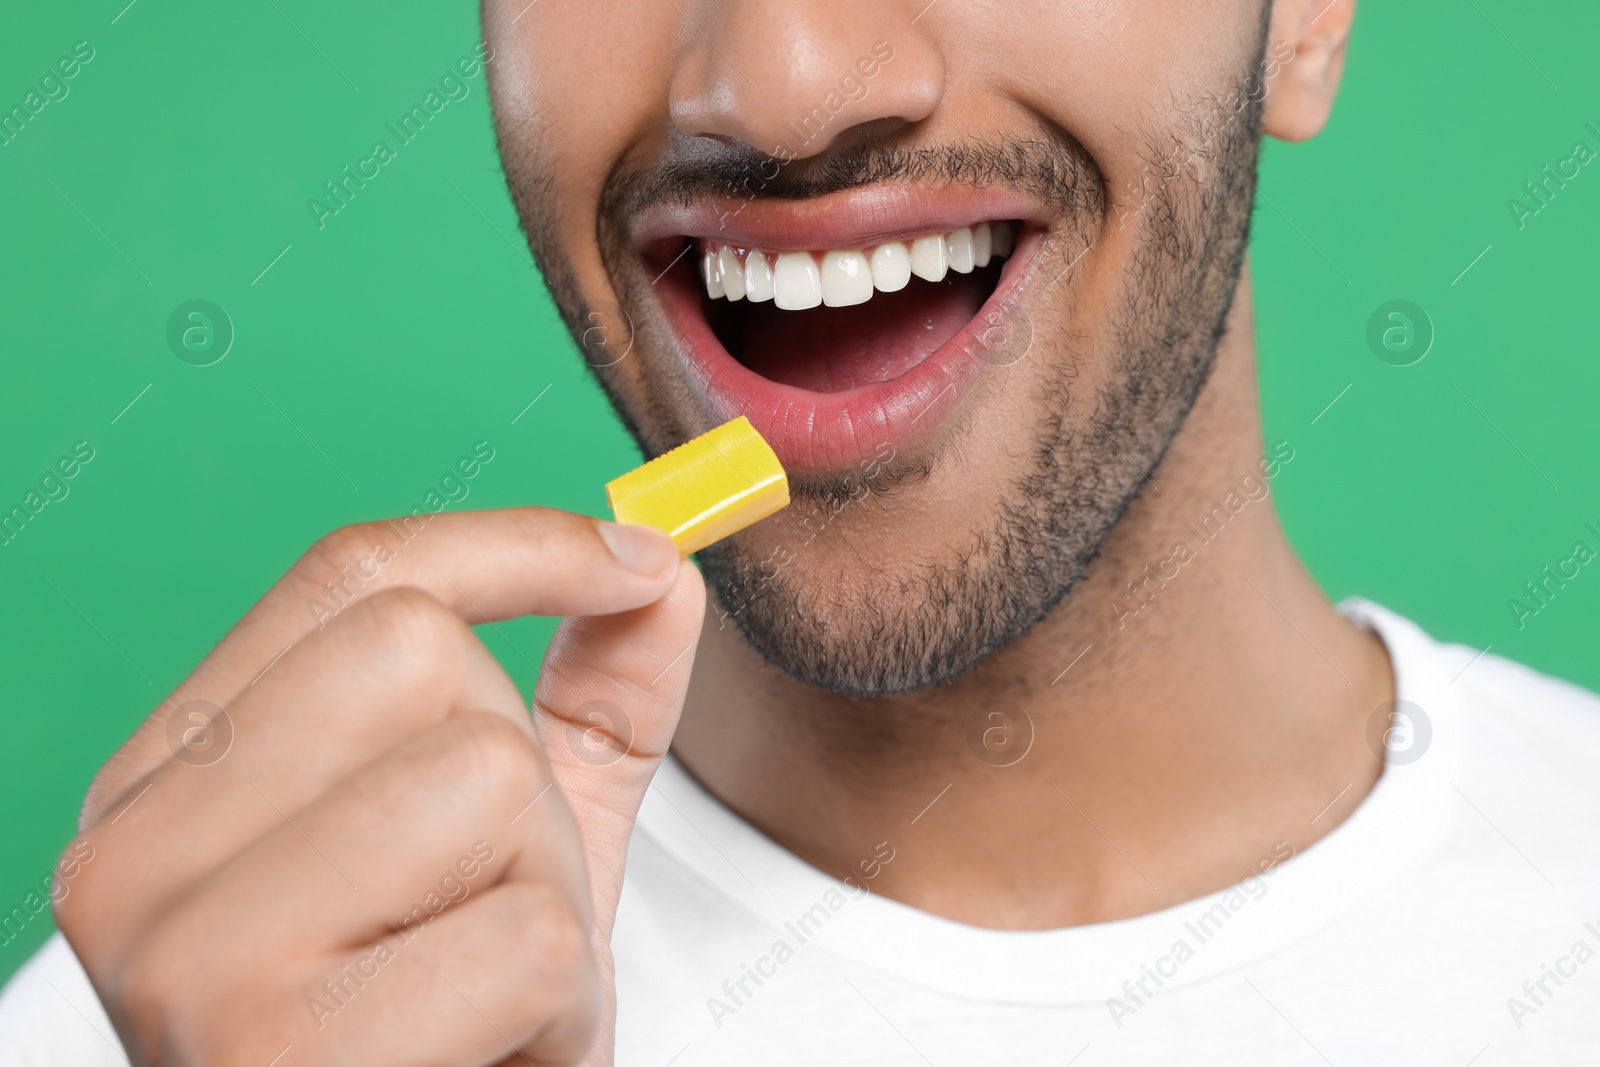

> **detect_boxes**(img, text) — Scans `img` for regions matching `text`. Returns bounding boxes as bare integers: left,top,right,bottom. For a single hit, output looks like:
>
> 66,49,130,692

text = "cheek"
488,1,680,269
957,1,1256,209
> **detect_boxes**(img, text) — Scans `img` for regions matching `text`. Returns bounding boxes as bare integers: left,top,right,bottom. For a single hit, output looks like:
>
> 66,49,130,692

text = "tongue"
732,271,991,393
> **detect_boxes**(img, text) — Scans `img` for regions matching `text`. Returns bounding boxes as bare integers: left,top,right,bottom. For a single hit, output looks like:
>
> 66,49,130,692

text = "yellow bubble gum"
605,416,790,557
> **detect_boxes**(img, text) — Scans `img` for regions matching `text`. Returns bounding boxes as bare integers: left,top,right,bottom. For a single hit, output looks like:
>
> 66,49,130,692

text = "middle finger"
77,587,535,965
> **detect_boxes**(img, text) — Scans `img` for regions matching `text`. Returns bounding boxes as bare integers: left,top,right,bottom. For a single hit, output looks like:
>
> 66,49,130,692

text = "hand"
53,508,705,1066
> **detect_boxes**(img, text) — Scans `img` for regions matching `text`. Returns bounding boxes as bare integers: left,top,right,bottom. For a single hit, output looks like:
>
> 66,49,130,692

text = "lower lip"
654,228,1044,473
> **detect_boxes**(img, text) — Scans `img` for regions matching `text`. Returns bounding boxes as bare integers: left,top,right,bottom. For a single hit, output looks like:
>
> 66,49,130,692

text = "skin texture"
56,1,1382,1065
58,514,705,1066
490,0,1384,928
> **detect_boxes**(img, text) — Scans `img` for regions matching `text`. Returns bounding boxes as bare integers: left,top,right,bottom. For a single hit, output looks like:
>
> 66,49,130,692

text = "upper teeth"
700,221,1016,308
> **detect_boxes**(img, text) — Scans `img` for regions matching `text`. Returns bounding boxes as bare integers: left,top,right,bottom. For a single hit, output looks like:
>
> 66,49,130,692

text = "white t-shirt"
4,600,1598,1064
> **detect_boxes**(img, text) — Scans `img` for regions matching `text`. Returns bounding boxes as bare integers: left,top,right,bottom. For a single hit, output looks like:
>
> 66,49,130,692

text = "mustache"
587,131,1108,509
598,131,1107,241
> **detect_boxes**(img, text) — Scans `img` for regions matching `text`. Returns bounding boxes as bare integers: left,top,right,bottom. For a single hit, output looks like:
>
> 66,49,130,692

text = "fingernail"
596,520,679,576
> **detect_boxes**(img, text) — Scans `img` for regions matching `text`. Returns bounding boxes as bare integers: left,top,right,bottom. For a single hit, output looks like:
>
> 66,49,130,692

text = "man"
3,0,1598,1063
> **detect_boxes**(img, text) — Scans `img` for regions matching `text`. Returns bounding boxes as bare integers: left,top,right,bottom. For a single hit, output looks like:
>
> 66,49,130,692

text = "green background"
2,1,1596,982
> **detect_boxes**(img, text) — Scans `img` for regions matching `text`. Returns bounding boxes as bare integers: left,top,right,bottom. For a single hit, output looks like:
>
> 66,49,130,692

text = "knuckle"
48,839,87,910
533,517,589,571
499,883,599,1045
113,912,282,1061
509,506,568,556
435,713,546,807
50,833,109,953
298,522,385,589
506,884,591,977
98,904,303,1063
356,585,468,660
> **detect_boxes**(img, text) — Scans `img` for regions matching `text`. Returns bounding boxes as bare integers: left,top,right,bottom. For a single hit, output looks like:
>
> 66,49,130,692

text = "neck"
673,267,1393,928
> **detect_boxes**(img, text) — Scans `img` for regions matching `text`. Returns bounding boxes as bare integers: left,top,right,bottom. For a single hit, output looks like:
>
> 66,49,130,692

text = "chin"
561,125,1260,696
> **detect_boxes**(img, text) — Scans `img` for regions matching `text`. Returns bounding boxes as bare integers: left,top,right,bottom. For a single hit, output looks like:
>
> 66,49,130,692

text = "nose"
668,0,945,160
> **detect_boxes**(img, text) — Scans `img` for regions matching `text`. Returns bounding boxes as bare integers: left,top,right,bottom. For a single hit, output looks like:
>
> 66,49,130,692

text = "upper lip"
620,180,1051,473
631,182,1049,252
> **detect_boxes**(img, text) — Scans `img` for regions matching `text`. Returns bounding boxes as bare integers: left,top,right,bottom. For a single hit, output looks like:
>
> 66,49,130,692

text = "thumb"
531,555,706,928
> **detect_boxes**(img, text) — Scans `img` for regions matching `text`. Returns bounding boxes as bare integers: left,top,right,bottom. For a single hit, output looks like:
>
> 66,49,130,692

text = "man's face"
487,1,1281,696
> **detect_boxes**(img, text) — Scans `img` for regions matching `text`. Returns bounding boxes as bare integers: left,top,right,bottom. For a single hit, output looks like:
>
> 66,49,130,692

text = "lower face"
489,2,1270,697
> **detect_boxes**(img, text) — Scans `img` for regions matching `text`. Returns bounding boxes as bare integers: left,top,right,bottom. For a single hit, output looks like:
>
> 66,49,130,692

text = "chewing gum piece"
605,416,790,557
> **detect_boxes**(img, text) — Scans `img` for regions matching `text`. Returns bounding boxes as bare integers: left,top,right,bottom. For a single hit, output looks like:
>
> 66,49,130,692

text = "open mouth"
633,190,1045,472
694,222,1017,393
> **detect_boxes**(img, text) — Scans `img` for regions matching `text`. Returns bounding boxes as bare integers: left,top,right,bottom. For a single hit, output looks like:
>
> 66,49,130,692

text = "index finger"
82,507,679,825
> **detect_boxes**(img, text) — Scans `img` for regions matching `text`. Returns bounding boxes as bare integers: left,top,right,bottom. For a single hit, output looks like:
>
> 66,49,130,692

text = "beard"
500,30,1269,700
